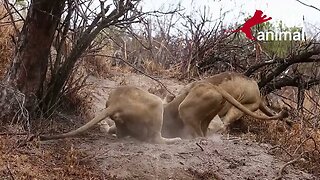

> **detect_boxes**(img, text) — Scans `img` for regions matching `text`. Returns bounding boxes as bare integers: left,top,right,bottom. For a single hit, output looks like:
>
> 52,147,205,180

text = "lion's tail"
40,108,113,141
259,99,290,122
259,100,277,116
214,85,288,120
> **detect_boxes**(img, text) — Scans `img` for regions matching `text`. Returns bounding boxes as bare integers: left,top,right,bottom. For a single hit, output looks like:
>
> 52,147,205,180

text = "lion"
162,72,289,138
40,86,181,144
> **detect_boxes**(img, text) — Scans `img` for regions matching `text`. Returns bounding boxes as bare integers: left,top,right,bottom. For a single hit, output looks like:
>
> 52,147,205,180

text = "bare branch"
88,54,175,97
296,0,320,12
274,152,304,180
258,47,320,89
3,0,20,35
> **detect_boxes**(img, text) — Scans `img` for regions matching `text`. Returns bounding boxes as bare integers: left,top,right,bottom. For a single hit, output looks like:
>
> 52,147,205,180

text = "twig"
274,152,304,180
88,54,176,97
6,163,15,180
293,135,320,155
293,137,310,155
3,0,20,35
0,132,29,136
296,0,320,12
308,136,320,154
196,142,204,151
268,145,293,158
272,92,315,116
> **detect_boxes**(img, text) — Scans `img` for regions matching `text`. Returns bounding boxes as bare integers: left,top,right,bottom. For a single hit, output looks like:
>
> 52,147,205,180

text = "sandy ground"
33,131,313,180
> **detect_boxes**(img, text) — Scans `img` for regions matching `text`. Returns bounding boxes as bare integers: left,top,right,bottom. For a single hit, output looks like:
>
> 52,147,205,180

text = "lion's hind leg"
179,83,224,138
222,102,259,129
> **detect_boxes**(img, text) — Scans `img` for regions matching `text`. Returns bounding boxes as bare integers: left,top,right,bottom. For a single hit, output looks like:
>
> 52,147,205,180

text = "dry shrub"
81,55,167,78
235,116,320,176
80,56,114,78
0,5,15,79
159,62,183,79
52,54,114,121
59,61,93,116
110,63,132,74
59,55,114,120
143,59,165,75
245,87,320,175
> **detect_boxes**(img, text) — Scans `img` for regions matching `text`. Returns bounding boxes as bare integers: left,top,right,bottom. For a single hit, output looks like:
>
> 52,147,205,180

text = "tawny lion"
40,86,181,144
162,72,289,138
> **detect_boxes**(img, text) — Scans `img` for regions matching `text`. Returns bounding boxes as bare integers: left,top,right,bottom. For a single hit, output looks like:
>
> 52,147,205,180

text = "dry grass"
142,59,165,75
0,6,15,79
247,87,320,175
232,116,320,176
0,136,105,179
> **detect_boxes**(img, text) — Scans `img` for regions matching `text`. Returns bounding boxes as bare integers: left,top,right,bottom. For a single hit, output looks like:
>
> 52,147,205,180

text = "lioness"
162,72,288,138
40,86,181,144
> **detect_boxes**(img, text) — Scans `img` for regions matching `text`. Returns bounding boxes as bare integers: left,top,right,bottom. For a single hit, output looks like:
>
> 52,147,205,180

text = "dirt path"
67,73,315,179
67,133,313,180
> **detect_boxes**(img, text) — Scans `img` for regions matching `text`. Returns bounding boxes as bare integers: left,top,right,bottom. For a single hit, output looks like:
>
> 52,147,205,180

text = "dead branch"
6,164,15,180
3,0,24,35
41,0,142,115
258,47,320,89
244,58,278,76
293,136,320,155
0,132,29,136
293,138,309,155
196,142,204,151
296,0,320,12
263,75,320,94
268,145,293,158
274,152,304,180
271,92,315,116
308,136,320,154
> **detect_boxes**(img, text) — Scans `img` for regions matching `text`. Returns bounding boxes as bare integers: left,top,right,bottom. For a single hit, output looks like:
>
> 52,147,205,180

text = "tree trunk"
5,0,65,108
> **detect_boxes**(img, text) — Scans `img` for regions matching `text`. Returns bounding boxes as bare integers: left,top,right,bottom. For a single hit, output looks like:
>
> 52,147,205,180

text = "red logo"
232,10,272,40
